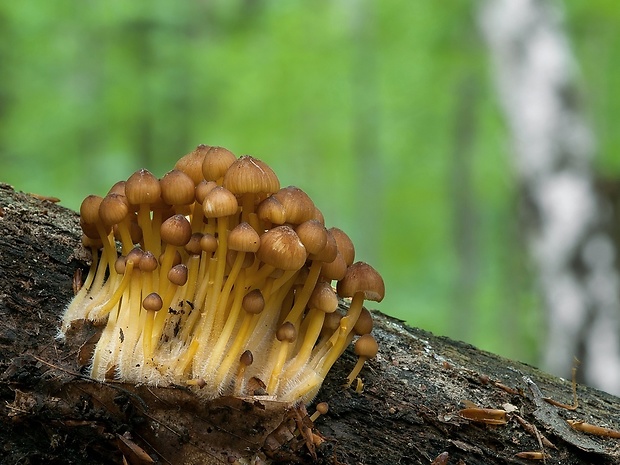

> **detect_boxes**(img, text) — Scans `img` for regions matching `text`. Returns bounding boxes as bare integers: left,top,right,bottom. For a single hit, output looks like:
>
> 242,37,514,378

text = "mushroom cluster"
61,145,384,403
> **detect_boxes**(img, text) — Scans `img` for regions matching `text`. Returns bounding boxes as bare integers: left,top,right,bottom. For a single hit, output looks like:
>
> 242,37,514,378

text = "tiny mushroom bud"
143,292,163,312
168,264,189,286
346,334,378,387
310,402,329,423
243,289,265,315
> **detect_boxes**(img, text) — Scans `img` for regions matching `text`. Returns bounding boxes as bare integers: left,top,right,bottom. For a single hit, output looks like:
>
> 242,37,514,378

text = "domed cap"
329,227,355,266
202,146,237,182
228,222,261,253
80,195,104,225
160,169,195,206
223,155,280,196
354,334,378,358
99,193,130,228
295,220,328,256
257,225,307,271
160,214,192,247
175,144,212,185
336,261,385,302
125,169,161,206
273,186,315,225
202,186,239,218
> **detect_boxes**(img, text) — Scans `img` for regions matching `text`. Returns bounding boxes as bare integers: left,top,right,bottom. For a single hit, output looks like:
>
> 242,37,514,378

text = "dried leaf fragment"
459,407,507,425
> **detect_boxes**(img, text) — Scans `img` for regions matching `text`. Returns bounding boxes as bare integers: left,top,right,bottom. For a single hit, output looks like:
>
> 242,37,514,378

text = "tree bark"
1,182,620,464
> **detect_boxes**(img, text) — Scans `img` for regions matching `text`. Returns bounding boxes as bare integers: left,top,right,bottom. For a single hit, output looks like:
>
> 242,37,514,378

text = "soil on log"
1,182,620,465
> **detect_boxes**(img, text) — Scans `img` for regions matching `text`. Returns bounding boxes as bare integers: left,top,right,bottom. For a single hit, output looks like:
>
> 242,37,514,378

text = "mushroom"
62,145,384,404
315,262,384,380
125,168,161,254
345,334,378,387
310,402,329,423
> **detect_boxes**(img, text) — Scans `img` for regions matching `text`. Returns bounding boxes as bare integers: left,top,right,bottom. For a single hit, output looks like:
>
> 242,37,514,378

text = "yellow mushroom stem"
196,273,246,378
282,259,322,327
345,334,378,387
283,307,325,379
267,322,297,394
117,265,145,376
61,245,100,330
94,259,135,318
234,350,254,396
194,216,230,343
315,291,366,376
136,204,157,254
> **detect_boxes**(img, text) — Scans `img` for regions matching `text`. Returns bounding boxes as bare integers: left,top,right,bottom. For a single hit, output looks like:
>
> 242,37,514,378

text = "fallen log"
1,182,619,464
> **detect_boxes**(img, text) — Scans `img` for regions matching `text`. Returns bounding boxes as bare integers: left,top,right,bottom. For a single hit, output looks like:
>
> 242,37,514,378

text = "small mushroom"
345,334,378,387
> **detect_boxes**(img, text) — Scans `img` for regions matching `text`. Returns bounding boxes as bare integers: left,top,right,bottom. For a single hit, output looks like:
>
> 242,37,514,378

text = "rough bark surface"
1,182,620,465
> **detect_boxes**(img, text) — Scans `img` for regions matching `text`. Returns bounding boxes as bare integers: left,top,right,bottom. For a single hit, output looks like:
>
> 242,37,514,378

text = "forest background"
1,1,617,385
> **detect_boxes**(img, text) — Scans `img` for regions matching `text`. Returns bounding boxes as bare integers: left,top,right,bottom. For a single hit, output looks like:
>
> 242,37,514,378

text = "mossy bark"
1,182,620,465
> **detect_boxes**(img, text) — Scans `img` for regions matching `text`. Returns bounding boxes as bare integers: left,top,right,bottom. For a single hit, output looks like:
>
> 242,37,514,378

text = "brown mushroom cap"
185,232,204,256
143,292,163,312
228,222,261,253
200,233,219,253
160,214,192,247
242,289,265,314
320,251,348,281
276,321,297,343
80,195,104,225
256,195,287,225
195,180,218,204
315,402,329,415
336,261,385,302
309,228,338,263
295,220,328,256
257,225,307,271
99,193,130,228
107,181,127,196
354,334,378,358
168,264,189,286
202,186,238,218
223,155,280,196
273,186,315,224
308,282,339,313
139,251,159,272
160,169,196,206
125,168,161,206
202,146,237,182
353,307,374,335
175,144,211,185
329,227,355,266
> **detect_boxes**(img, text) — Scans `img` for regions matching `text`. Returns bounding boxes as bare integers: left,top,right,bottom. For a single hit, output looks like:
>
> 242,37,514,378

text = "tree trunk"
478,0,620,396
1,183,620,464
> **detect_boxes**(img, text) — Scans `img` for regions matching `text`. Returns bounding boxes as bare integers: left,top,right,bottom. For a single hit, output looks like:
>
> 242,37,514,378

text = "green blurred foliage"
0,1,615,365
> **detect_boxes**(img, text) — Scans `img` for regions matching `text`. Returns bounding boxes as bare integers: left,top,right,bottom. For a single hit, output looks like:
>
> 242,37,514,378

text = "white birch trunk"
478,0,620,395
